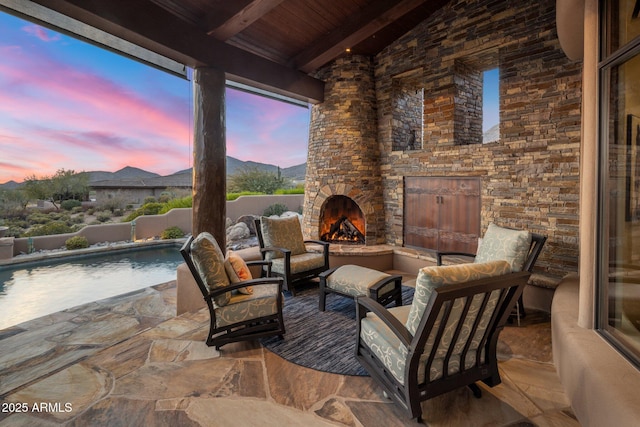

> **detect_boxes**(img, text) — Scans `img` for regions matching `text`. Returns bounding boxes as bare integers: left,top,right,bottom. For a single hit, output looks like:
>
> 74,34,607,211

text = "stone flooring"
0,280,579,426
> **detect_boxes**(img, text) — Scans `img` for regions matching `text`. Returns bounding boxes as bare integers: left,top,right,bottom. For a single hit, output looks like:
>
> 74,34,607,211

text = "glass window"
599,0,640,364
483,68,500,143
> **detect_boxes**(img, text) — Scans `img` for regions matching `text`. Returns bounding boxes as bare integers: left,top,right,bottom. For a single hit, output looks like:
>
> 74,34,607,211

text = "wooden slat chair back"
355,266,530,423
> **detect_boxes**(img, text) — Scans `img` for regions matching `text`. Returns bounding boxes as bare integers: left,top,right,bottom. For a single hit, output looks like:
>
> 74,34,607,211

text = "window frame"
596,0,640,367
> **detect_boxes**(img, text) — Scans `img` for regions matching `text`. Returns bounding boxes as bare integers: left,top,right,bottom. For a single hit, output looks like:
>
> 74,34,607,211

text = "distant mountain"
85,166,160,183
173,156,306,181
1,158,306,189
483,124,499,143
0,180,20,190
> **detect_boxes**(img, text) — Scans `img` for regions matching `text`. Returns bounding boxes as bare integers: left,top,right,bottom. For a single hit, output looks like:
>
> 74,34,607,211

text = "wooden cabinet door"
404,177,480,253
404,177,439,249
437,178,481,253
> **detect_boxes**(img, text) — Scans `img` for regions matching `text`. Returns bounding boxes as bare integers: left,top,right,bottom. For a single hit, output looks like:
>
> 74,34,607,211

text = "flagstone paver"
0,280,579,426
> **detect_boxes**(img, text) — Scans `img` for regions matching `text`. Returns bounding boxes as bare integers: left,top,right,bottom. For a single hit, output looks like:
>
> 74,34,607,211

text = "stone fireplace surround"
307,184,377,245
302,55,385,245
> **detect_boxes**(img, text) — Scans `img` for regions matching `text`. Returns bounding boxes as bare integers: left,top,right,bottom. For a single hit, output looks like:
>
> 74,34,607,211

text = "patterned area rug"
261,283,414,376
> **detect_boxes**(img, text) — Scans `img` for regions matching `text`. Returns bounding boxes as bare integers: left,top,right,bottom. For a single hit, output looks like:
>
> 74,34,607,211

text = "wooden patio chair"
254,216,330,295
355,260,530,423
436,223,546,321
180,232,285,350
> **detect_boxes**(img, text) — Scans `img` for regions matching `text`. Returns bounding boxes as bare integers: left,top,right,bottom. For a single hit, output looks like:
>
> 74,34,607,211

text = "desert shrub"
65,235,89,250
275,185,304,194
69,215,84,225
27,212,52,225
123,202,164,222
161,226,184,239
263,203,288,217
158,196,192,214
98,197,125,213
226,191,263,201
95,211,112,222
61,199,82,211
71,206,84,214
24,221,72,236
143,196,157,204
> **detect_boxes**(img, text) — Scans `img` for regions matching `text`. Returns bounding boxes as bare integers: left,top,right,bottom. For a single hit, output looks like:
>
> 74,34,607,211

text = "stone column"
577,0,598,329
303,55,384,244
192,67,226,247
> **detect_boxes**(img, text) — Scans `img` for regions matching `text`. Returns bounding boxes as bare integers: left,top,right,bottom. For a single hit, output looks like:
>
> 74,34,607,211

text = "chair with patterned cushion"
180,232,285,350
355,261,530,423
255,216,330,296
436,223,546,320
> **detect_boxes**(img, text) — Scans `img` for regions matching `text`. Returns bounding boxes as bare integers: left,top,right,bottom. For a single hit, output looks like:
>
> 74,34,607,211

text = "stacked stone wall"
375,0,582,278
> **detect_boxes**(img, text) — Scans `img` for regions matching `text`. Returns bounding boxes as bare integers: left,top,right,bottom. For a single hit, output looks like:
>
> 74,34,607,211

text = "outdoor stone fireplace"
302,55,385,245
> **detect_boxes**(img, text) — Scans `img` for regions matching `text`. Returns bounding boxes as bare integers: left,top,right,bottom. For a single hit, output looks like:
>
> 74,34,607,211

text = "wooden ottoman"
318,265,403,311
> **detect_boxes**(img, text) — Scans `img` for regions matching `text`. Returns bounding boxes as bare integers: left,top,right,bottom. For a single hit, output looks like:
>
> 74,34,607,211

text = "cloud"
22,25,61,42
0,15,309,184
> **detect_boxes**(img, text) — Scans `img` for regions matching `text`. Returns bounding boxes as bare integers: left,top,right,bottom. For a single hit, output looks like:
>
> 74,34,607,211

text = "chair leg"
468,383,482,398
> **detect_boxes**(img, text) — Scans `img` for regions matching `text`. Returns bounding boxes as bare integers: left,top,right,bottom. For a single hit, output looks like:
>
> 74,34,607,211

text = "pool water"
0,245,183,330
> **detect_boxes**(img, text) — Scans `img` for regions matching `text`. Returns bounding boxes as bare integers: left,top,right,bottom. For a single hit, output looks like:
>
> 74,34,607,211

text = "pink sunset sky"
0,12,310,184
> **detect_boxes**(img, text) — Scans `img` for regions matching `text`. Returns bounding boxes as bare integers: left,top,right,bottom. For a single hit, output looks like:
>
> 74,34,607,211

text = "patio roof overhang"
0,0,450,105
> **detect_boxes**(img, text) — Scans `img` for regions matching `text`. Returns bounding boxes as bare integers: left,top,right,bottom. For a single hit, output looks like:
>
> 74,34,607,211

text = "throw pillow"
189,232,231,307
405,260,512,335
225,250,254,295
474,223,532,272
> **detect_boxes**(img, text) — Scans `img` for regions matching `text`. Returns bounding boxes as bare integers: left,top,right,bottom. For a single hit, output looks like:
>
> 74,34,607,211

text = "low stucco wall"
133,208,192,240
13,222,132,254
10,195,304,256
226,194,303,221
552,274,640,426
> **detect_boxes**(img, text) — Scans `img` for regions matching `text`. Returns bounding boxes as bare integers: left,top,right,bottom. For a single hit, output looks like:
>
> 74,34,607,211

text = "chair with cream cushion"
355,260,530,423
180,232,285,350
436,223,546,319
255,216,330,296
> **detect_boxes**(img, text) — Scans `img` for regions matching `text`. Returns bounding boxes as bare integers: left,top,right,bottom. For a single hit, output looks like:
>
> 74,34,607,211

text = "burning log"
321,216,365,243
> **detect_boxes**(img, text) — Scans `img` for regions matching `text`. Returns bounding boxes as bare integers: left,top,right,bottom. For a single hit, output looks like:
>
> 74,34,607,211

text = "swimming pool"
0,245,183,330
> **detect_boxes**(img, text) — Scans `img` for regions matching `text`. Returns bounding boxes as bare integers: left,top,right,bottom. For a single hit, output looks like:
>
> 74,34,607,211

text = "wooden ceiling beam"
206,0,285,41
26,0,324,103
294,0,427,73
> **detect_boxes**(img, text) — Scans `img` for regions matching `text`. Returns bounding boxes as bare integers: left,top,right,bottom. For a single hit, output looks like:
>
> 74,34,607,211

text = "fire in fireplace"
319,195,366,244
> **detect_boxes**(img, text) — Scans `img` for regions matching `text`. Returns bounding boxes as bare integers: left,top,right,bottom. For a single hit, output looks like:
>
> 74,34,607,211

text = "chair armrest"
319,266,340,279
246,259,273,276
246,260,273,268
368,274,402,294
259,246,291,257
436,251,476,265
304,239,330,255
206,276,284,299
356,296,412,347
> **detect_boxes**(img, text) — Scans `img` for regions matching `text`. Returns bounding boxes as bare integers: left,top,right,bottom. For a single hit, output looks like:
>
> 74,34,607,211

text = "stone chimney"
302,55,385,245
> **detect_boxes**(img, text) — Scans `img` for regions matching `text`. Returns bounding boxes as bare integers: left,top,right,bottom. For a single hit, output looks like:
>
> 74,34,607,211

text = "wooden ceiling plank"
202,0,255,30
294,0,427,72
27,0,323,103
207,0,285,40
